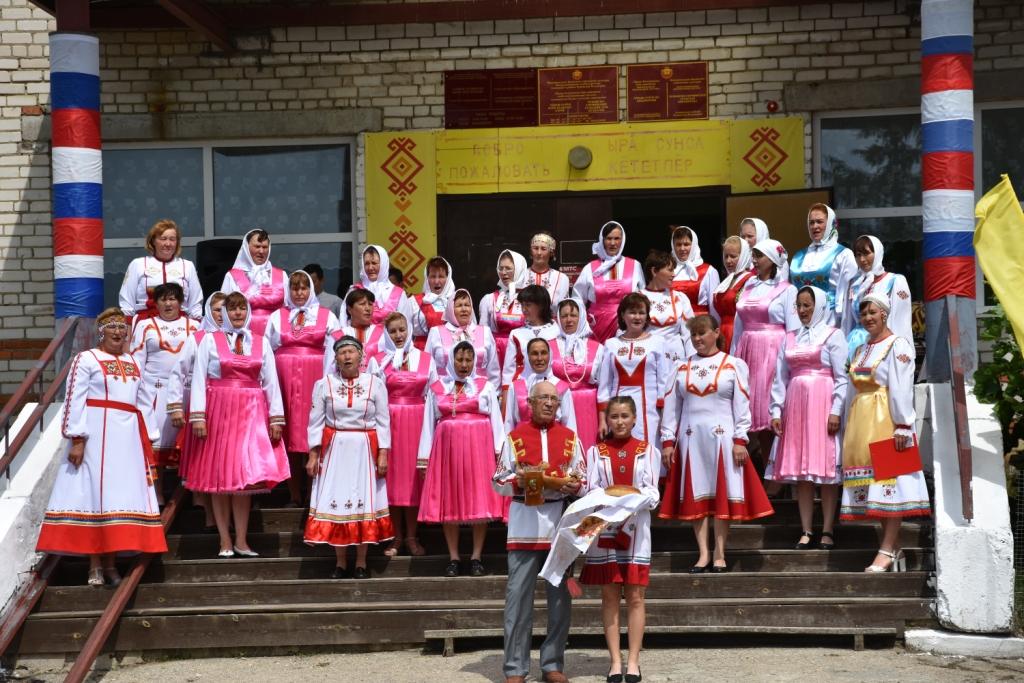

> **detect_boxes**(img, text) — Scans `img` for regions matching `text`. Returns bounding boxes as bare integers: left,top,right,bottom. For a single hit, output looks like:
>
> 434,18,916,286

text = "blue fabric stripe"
50,72,100,111
54,277,104,318
923,231,975,258
922,119,973,153
922,35,974,56
53,182,102,219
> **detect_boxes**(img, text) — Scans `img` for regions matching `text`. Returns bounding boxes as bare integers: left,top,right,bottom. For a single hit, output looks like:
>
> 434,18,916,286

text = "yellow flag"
974,174,1024,349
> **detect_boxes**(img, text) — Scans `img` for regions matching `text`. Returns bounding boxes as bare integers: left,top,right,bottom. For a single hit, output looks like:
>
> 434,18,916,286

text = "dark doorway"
437,187,729,302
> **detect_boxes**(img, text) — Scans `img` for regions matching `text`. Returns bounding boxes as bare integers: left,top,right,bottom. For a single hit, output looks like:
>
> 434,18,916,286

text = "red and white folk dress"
305,371,395,546
659,352,773,521
36,350,167,555
579,437,660,586
597,334,674,446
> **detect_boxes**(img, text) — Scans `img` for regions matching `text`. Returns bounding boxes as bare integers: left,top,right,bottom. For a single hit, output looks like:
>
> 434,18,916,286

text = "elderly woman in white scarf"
841,235,914,359
732,239,800,489
220,228,287,337
841,293,929,572
670,225,719,316
479,249,530,368
572,221,645,343
767,286,849,551
409,256,456,349
343,244,409,327
548,297,605,453
265,270,342,507
710,235,754,351
788,204,858,325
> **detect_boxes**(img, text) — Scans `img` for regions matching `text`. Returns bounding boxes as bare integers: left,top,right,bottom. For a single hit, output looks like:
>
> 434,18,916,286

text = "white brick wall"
0,0,1022,356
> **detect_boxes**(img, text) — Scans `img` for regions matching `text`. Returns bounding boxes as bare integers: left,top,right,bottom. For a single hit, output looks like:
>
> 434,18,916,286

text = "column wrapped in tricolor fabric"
921,0,976,380
921,0,974,300
51,32,103,318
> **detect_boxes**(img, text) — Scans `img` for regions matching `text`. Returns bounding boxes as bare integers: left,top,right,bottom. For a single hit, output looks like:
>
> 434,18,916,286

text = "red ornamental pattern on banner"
742,126,789,191
380,137,427,288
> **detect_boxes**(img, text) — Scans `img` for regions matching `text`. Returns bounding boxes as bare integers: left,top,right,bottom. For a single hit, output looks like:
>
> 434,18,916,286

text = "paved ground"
10,644,1024,682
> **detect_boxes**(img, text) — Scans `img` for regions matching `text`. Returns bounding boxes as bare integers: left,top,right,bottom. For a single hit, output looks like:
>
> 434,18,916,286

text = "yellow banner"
729,117,806,193
365,131,437,293
435,120,734,194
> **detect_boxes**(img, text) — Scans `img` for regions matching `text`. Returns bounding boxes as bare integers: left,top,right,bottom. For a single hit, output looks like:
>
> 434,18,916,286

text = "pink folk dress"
228,267,286,337
274,308,332,453
733,280,791,432
766,330,846,484
369,284,405,326
489,292,525,373
187,333,289,493
383,348,434,507
589,259,638,344
550,338,603,453
417,378,505,524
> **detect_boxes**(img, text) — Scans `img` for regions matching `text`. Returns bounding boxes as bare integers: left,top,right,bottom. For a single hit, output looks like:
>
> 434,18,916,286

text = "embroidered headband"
332,335,363,353
859,292,891,314
530,233,556,251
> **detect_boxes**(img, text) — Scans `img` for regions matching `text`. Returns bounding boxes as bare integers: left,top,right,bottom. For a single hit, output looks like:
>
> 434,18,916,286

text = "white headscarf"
379,311,414,371
849,235,885,304
795,285,832,345
671,226,703,280
444,288,478,330
359,244,394,299
442,340,483,395
715,239,753,294
232,229,273,286
201,291,226,332
741,217,770,245
422,257,455,307
753,238,788,271
520,337,555,385
860,292,891,314
555,296,593,363
592,221,626,278
219,294,253,348
808,203,840,250
283,270,320,325
338,285,373,329
496,249,529,299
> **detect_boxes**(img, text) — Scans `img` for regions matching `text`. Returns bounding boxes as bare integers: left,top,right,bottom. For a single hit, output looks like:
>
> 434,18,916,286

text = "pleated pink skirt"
418,413,503,524
386,402,425,507
735,325,786,432
571,386,599,453
767,372,840,484
276,348,324,453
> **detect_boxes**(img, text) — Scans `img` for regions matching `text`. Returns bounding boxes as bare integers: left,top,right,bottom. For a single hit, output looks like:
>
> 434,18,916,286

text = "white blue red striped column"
51,33,103,318
921,0,974,302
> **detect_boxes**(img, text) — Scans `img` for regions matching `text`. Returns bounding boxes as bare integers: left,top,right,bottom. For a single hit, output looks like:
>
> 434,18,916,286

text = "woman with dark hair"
597,293,673,449
221,228,285,336
266,270,341,507
501,284,559,392
130,282,197,503
641,249,696,366
670,225,719,316
305,334,394,579
573,221,645,343
841,235,913,359
119,219,204,327
326,287,385,374
660,314,773,572
418,341,506,577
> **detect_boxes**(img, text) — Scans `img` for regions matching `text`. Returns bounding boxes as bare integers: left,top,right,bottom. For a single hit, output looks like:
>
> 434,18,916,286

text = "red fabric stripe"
579,561,650,586
507,541,553,551
922,151,974,191
54,218,104,256
304,515,394,547
657,447,774,521
924,258,976,301
51,108,101,149
36,521,167,555
921,54,974,94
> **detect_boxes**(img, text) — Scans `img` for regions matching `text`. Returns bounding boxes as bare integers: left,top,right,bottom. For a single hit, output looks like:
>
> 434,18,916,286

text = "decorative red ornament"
766,100,779,113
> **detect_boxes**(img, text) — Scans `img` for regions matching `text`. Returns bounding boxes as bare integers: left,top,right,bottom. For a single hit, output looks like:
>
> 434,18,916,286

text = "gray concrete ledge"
906,629,1024,658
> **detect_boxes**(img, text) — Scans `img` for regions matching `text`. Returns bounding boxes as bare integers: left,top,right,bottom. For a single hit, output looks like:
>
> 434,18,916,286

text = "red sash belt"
321,427,379,457
85,398,156,484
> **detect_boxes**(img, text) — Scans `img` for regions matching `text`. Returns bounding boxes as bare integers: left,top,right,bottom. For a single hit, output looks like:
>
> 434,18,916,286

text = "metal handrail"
0,316,81,480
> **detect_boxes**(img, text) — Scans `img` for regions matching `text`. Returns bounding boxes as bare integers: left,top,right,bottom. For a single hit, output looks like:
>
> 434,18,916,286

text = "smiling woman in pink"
573,221,645,343
220,228,286,337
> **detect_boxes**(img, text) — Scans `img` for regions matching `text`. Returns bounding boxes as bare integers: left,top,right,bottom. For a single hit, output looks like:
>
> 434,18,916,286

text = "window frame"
101,137,358,260
812,103,1024,313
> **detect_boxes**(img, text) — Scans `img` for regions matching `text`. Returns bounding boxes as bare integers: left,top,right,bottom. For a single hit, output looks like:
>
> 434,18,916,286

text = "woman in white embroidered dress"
641,250,696,366
526,232,570,312
36,309,166,587
119,219,203,327
841,235,914,359
130,282,197,504
305,335,394,579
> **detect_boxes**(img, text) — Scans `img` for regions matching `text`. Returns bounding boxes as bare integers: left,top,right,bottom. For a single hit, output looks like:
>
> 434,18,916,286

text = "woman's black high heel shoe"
795,530,816,549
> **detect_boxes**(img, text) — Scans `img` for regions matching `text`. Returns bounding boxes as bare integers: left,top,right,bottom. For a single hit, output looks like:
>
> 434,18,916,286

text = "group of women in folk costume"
39,203,929,587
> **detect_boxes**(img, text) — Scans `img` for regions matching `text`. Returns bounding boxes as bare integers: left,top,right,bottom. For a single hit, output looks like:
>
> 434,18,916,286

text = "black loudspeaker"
196,238,242,302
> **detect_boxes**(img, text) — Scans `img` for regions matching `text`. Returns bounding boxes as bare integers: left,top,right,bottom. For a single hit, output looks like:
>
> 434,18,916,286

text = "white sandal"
87,567,104,587
865,549,905,573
